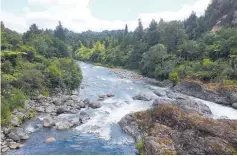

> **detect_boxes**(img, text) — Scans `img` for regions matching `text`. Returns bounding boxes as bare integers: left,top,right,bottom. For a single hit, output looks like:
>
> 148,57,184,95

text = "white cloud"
1,0,211,33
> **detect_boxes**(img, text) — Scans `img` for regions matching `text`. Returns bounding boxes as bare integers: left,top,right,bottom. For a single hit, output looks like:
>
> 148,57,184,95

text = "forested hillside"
1,0,237,125
1,22,82,125
72,0,237,88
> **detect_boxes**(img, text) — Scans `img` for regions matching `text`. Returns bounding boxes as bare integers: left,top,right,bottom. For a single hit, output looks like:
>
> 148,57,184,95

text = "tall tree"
134,18,144,41
125,24,128,36
145,19,159,47
54,21,66,41
184,11,198,39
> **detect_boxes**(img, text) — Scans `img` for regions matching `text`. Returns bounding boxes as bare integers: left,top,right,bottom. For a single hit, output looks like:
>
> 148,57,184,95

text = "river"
8,61,237,155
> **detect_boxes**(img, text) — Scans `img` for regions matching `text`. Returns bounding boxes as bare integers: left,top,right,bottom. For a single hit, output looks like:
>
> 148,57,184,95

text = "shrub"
136,139,145,155
169,72,180,85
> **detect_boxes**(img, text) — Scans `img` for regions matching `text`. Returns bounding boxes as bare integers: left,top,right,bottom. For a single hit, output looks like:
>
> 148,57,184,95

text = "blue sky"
1,0,211,33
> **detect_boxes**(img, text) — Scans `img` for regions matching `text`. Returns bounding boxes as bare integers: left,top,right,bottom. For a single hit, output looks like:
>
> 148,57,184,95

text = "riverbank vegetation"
72,0,237,90
1,22,82,125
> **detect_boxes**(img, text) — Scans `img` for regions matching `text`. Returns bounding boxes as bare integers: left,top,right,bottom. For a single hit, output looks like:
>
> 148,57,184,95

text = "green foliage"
1,22,82,125
136,139,145,155
169,72,180,85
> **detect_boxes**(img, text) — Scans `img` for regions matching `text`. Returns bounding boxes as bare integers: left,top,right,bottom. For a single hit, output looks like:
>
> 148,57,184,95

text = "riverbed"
8,61,237,155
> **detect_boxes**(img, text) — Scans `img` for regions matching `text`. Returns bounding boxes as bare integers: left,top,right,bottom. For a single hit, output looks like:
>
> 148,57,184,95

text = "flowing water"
8,61,237,155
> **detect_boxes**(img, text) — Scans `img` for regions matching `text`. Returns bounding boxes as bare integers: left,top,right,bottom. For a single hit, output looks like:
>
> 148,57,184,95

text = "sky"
1,0,211,33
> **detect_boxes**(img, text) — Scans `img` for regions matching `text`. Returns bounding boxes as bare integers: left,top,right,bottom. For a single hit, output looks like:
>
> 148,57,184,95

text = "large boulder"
174,98,212,115
232,103,237,109
172,82,232,106
119,104,237,155
89,101,101,109
70,95,79,102
45,105,56,113
55,121,72,130
35,106,45,112
153,90,167,97
8,142,23,149
8,128,29,141
83,98,90,105
43,117,55,128
24,100,31,109
119,114,141,142
56,107,69,114
10,116,19,127
64,100,74,107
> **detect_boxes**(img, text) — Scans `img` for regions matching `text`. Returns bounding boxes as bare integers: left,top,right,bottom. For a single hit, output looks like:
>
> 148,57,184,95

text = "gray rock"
9,142,23,149
79,111,90,123
72,90,78,95
10,116,19,127
71,95,79,102
175,98,212,115
15,112,25,119
119,114,141,142
78,101,86,108
153,90,166,97
99,94,106,98
24,100,31,109
97,97,105,101
229,93,237,104
55,121,72,130
35,106,45,112
6,139,13,142
89,101,101,109
56,107,69,114
152,95,212,116
172,82,231,106
107,94,115,97
64,100,74,106
43,117,55,128
1,147,9,153
132,94,151,101
34,124,42,129
8,128,29,141
45,105,56,113
83,98,90,105
53,98,62,106
152,98,175,106
232,103,237,109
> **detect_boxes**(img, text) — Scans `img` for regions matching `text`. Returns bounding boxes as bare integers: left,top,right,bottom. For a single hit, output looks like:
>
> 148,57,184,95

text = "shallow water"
8,61,237,155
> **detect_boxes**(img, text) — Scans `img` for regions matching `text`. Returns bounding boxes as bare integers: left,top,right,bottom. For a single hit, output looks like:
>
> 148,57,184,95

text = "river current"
8,61,237,155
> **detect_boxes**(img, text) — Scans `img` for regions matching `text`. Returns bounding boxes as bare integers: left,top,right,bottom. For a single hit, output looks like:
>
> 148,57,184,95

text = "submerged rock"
44,137,56,142
119,104,237,155
132,94,151,101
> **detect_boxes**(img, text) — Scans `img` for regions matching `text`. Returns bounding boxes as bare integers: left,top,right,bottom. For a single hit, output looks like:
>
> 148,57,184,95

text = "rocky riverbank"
1,91,114,154
110,67,237,110
119,103,237,155
172,81,237,109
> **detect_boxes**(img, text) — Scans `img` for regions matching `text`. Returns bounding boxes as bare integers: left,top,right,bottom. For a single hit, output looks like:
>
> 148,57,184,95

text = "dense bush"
1,23,82,125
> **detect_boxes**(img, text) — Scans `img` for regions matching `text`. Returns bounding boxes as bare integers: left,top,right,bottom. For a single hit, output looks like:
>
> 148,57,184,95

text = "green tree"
125,24,128,36
54,21,66,41
134,18,144,41
145,19,159,47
